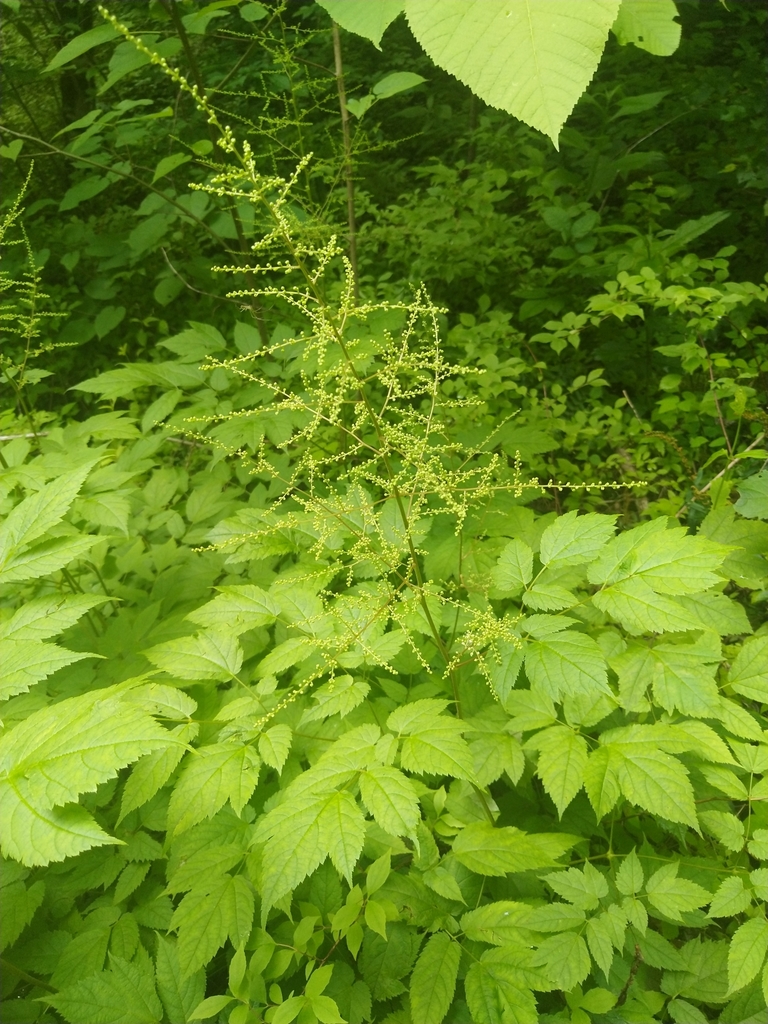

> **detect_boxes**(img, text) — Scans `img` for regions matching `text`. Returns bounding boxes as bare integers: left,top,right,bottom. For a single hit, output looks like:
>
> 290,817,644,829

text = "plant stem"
331,23,359,304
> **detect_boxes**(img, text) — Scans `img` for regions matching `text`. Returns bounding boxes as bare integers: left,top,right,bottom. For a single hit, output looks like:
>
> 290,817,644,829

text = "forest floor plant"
1,11,767,1024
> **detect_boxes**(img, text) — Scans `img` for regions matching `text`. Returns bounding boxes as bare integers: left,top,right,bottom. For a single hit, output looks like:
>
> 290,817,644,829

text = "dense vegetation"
0,2,766,1023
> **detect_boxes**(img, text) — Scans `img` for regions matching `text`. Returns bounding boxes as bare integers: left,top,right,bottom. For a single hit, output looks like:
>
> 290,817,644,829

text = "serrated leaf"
615,849,644,895
165,845,244,895
0,463,93,561
187,585,279,634
144,631,243,681
0,534,100,585
532,725,588,816
540,511,616,567
605,738,697,828
155,936,206,1024
586,905,626,978
675,591,751,636
699,810,745,852
301,676,370,723
172,874,254,978
0,877,44,952
582,746,621,819
729,636,768,701
0,639,94,702
491,538,533,593
0,593,108,642
544,862,608,910
0,686,173,865
409,932,460,1024
465,956,538,1024
259,725,292,772
650,638,722,717
316,0,404,48
505,688,558,732
727,917,768,995
593,577,703,634
49,955,162,1024
470,732,525,787
405,0,621,146
360,766,420,836
167,744,261,836
460,901,531,945
708,877,752,919
611,0,682,56
524,629,609,701
388,699,475,780
531,930,591,991
644,863,711,920
452,821,578,876
119,722,197,822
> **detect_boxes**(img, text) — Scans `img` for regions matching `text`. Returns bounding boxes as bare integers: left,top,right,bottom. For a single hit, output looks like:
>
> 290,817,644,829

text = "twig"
160,247,244,306
698,432,766,496
0,957,56,994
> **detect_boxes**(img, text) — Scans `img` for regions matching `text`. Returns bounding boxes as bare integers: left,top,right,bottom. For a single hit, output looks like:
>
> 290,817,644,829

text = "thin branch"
331,23,359,304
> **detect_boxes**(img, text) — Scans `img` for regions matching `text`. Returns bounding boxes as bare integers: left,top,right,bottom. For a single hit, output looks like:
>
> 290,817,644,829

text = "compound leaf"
409,932,460,1024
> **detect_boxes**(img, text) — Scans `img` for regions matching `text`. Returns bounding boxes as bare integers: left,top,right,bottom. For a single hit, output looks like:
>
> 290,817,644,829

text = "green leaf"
259,724,292,773
316,0,404,47
145,630,243,681
360,923,421,1001
167,744,261,836
172,874,254,977
708,877,752,919
465,956,538,1024
491,538,533,593
187,585,279,633
301,676,370,723
0,593,107,642
649,637,722,717
727,917,768,995
729,637,768,701
531,931,591,991
699,810,745,852
388,699,475,780
583,746,621,819
0,686,173,865
606,738,697,828
544,863,608,910
460,901,530,945
644,862,711,921
0,462,93,561
404,0,622,146
119,722,196,821
166,845,244,896
373,71,426,98
586,905,626,978
735,471,768,519
615,849,644,896
188,996,235,1022
155,936,206,1024
44,24,119,72
49,955,162,1024
0,534,100,585
360,766,420,836
409,932,460,1024
524,629,609,701
452,822,578,875
611,0,682,56
152,153,192,183
0,875,44,952
675,592,751,636
531,725,588,816
0,639,94,702
539,511,616,567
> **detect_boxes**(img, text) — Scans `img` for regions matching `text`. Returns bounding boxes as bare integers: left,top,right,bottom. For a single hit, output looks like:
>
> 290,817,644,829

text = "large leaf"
452,822,578,876
404,0,622,145
359,766,420,836
49,956,162,1024
409,932,460,1024
172,875,254,978
727,917,768,995
611,0,682,56
0,686,174,865
167,744,261,836
144,631,243,681
465,956,538,1024
532,726,589,816
316,0,405,48
524,629,609,701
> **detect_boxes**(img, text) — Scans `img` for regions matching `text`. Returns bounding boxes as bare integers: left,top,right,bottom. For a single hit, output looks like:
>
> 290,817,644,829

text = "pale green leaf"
460,901,531,946
0,463,93,559
0,876,44,952
729,637,768,702
699,810,745,852
469,732,525,787
734,471,768,519
491,538,533,593
465,956,538,1024
675,591,751,636
708,877,752,919
611,0,681,56
124,683,197,721
188,996,235,1022
255,636,313,677
0,535,100,585
316,0,404,47
405,0,621,146
532,725,588,816
727,917,768,995
324,790,366,883
505,688,558,732
144,631,243,681
539,511,616,567
172,874,254,978
644,862,711,920
615,849,644,896
119,722,197,822
165,845,244,896
531,930,591,991
452,821,578,876
259,724,292,773
301,676,370,723
0,593,108,642
748,830,768,859
544,862,608,910
49,955,162,1024
388,699,475,780
0,686,172,865
373,71,426,98
167,744,260,836
583,746,621,819
522,581,578,611
608,740,697,828
650,638,722,717
187,585,279,634
524,629,609,701
0,639,94,702
409,932,460,1024
592,577,704,634
586,905,626,978
360,766,420,836
423,865,465,903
